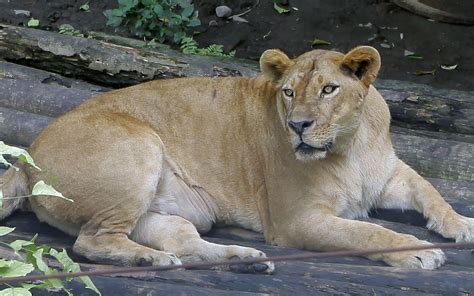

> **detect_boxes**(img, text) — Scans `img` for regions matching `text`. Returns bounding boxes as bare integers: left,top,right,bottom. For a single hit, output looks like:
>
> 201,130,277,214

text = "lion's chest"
333,156,393,219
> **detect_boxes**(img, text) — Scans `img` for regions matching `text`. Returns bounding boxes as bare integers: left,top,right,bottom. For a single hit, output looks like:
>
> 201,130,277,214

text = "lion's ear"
260,49,294,82
342,46,381,87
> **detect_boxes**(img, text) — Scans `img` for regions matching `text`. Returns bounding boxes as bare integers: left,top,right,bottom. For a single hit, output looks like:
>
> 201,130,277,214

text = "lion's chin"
293,143,328,161
295,150,328,161
292,141,332,161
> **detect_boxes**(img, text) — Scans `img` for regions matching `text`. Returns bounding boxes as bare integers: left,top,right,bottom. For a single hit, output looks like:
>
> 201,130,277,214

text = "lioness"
1,46,473,272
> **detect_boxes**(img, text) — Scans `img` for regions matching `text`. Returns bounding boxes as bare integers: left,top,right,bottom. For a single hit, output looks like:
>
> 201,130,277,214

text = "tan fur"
1,47,472,270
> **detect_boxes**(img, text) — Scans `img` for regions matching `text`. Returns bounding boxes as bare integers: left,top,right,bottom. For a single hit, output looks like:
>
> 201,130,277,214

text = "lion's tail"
0,165,29,220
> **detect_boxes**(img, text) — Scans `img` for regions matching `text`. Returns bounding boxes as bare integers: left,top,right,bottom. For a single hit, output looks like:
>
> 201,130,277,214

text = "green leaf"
0,190,3,208
27,18,40,27
440,64,458,70
111,8,125,17
0,259,34,277
31,249,64,289
0,287,32,296
0,226,15,236
312,38,331,46
273,2,290,14
406,54,423,59
140,0,156,6
154,4,164,16
187,18,200,27
106,16,123,27
0,142,41,170
415,69,436,76
79,2,90,11
31,181,73,203
9,239,34,253
181,5,194,17
32,249,49,273
50,249,101,295
118,0,134,5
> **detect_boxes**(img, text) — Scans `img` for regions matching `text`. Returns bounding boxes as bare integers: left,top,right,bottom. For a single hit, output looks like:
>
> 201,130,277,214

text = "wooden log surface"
1,175,473,296
1,24,473,135
0,61,110,117
0,107,52,147
0,24,257,87
392,128,473,181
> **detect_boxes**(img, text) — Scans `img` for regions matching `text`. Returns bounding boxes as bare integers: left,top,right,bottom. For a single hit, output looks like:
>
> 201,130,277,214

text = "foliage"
273,1,290,14
0,143,98,294
58,24,85,37
180,37,235,58
104,0,201,44
79,1,90,12
0,227,100,295
26,18,39,27
0,142,40,171
0,141,73,207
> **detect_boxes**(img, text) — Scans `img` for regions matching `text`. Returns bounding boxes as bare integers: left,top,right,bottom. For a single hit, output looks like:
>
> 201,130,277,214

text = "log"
0,24,258,88
379,87,474,135
392,128,473,181
1,24,473,135
0,107,52,147
3,212,474,295
0,62,110,117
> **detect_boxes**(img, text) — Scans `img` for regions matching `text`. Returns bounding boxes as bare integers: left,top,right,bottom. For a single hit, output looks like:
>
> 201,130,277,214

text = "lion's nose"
288,120,314,135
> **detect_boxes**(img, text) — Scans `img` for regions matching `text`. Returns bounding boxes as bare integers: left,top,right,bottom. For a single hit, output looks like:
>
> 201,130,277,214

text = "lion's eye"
283,88,294,97
322,84,339,95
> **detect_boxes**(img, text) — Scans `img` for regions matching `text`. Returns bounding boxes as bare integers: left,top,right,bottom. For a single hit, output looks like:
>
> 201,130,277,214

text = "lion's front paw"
430,214,474,242
383,247,446,269
226,246,275,274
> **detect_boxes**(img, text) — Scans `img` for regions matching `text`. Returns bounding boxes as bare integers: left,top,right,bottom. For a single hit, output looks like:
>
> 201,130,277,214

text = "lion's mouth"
296,141,333,153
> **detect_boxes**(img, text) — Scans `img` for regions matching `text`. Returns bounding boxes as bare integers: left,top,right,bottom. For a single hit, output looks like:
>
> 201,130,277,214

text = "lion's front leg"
380,159,474,242
277,213,445,269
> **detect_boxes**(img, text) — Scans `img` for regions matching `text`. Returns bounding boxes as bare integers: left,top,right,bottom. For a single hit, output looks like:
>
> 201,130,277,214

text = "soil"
1,0,473,91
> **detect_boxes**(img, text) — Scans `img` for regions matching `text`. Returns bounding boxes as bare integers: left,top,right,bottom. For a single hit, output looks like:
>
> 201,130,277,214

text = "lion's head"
260,46,381,161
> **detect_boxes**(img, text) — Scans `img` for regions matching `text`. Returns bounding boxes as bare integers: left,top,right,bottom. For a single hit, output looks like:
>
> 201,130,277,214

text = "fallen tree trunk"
0,62,110,117
0,24,257,88
392,128,473,182
378,87,474,135
1,24,472,135
0,107,52,147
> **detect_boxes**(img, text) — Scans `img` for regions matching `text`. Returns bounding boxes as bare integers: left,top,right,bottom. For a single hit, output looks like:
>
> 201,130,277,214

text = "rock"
209,20,218,26
215,5,232,18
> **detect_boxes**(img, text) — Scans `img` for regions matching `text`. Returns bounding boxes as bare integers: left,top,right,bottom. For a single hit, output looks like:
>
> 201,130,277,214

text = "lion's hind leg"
131,212,275,273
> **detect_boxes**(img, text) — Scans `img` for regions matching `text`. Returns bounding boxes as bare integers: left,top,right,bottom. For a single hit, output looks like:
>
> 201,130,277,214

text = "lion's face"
260,47,381,161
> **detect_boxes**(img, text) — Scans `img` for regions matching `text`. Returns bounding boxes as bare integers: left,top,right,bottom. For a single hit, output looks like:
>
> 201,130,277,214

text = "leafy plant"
180,37,235,58
58,24,85,37
27,18,40,27
104,0,201,44
311,38,331,46
0,141,73,207
273,1,290,14
0,142,99,295
80,1,90,12
0,227,100,295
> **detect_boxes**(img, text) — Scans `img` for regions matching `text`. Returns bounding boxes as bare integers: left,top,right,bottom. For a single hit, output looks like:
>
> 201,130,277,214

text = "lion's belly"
147,161,218,233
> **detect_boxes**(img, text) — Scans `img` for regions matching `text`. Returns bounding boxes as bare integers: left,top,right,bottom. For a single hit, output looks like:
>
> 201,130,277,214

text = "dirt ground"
1,0,473,91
